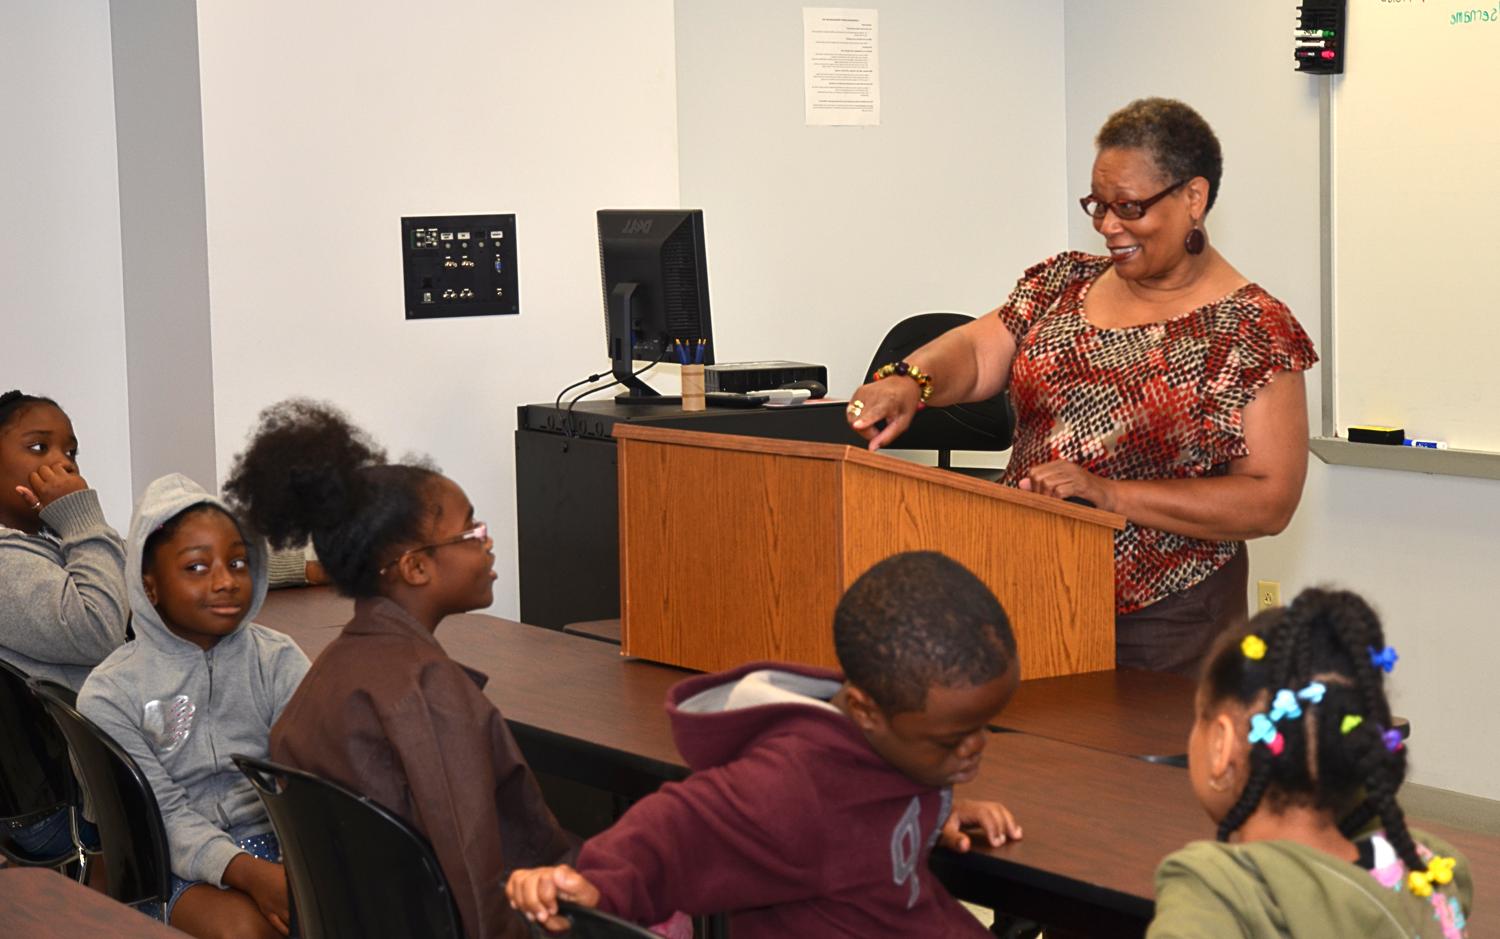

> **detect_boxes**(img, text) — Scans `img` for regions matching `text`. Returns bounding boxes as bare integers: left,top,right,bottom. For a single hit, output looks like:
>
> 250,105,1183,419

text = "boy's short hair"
833,551,1016,714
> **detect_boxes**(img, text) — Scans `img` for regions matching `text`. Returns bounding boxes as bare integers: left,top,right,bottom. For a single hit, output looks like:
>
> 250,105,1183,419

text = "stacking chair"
232,754,465,939
865,312,1014,475
0,660,84,874
29,678,172,913
539,900,662,938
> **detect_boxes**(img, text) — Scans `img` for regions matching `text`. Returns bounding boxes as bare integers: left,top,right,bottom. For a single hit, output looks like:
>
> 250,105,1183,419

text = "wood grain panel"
841,462,1115,680
619,437,844,672
613,424,1126,530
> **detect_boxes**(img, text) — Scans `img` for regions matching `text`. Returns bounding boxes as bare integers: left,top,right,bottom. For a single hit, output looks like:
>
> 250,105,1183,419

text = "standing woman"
846,99,1317,675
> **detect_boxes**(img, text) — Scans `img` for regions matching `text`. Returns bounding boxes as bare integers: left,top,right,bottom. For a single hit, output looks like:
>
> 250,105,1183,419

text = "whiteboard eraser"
1348,425,1405,445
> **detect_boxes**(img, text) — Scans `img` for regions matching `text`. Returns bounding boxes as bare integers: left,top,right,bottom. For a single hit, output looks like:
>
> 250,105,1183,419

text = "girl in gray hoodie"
79,474,310,939
0,389,128,690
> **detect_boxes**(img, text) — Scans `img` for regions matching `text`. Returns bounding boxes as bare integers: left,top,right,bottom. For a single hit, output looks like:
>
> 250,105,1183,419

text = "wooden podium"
615,424,1125,680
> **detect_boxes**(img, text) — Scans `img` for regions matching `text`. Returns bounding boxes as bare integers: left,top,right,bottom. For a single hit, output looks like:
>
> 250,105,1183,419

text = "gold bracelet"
872,361,934,404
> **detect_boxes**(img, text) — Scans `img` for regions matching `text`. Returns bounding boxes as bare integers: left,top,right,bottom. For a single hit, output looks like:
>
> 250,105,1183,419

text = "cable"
563,349,669,437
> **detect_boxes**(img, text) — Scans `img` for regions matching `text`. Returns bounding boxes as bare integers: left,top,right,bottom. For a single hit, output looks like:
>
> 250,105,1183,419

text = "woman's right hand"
845,376,924,451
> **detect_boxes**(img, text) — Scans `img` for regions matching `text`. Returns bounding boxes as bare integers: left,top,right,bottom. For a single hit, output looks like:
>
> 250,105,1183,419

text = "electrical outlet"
1257,580,1281,612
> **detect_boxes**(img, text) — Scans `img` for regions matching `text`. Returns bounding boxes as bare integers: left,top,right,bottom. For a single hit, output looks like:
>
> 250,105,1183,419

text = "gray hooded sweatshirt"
0,487,129,689
78,474,310,886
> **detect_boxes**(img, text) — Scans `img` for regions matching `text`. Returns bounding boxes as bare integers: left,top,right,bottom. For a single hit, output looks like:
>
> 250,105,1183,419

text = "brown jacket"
270,597,574,939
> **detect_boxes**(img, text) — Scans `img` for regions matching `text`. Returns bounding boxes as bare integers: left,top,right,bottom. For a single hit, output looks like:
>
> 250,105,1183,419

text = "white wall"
195,1,681,619
1064,0,1500,800
675,0,1067,397
0,0,133,528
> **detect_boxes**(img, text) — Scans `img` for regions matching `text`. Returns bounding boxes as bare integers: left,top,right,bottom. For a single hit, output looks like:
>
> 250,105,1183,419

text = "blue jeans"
5,806,99,861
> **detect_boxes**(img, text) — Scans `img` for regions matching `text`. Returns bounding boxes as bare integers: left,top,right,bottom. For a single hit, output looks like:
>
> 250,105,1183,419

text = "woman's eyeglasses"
1078,180,1185,221
379,522,489,576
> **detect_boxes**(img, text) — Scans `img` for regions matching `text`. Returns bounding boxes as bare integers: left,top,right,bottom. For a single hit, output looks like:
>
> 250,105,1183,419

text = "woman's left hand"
1018,460,1116,511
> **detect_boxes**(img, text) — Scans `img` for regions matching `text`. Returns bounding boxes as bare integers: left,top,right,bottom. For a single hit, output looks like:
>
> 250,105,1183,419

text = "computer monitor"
597,209,714,402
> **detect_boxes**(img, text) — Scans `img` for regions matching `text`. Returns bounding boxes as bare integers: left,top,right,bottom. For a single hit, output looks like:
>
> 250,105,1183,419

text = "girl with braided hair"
1148,588,1471,938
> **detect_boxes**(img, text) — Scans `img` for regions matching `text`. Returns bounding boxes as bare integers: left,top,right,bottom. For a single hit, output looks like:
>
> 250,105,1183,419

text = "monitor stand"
610,281,667,405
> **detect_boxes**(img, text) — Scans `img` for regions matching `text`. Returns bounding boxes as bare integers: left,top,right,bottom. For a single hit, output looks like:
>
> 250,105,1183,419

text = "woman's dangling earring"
1185,223,1207,256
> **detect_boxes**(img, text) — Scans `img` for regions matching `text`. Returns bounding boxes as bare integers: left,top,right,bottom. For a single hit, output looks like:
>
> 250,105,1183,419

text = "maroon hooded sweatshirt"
578,661,990,937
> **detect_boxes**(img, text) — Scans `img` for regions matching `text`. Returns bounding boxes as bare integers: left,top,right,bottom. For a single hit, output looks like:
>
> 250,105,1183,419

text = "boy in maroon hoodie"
507,550,1022,937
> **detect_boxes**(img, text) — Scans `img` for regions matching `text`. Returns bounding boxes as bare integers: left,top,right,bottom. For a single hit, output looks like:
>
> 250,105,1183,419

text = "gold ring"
846,399,865,416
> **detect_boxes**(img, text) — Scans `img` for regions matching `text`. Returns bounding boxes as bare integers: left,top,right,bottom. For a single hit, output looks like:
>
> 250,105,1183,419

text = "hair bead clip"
1269,689,1303,723
1248,713,1284,754
1406,856,1456,897
1382,727,1405,753
1241,635,1267,660
1369,645,1399,673
1296,681,1326,704
1408,870,1434,897
1340,714,1364,734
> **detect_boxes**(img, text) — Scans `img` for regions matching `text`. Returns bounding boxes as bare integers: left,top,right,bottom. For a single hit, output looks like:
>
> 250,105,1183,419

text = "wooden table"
0,868,188,937
996,668,1194,764
561,618,623,644
259,588,1494,937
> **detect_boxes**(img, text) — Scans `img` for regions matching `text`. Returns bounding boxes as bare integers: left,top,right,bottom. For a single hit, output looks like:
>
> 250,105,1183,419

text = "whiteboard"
1332,0,1500,453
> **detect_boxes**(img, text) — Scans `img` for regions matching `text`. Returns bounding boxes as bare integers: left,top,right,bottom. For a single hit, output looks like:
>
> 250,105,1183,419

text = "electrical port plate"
401,213,518,320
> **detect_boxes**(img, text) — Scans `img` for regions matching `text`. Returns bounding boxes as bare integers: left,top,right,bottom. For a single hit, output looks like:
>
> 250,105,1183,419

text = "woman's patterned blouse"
995,252,1317,613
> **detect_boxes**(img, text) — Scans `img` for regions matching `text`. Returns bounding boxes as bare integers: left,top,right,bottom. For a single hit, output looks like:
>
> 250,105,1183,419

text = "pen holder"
681,364,706,412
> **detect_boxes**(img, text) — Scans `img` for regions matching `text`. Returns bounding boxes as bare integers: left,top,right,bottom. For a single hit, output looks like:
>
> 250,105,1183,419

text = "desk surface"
997,668,1194,763
259,588,1497,935
0,869,187,937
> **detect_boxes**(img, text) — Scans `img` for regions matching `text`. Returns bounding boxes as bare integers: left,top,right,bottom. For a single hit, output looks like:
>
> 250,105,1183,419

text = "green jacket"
1148,831,1471,939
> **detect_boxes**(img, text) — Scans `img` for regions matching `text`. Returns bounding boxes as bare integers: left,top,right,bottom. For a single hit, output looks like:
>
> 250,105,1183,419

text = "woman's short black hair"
0,390,61,433
833,551,1016,715
1201,588,1424,874
222,398,441,599
1097,97,1224,213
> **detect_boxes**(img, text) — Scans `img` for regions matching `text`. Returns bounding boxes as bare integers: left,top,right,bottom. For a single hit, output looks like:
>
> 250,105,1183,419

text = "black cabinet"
514,401,862,629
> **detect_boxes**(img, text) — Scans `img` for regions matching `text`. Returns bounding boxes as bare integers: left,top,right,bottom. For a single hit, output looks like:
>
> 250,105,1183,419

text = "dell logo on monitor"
622,218,654,235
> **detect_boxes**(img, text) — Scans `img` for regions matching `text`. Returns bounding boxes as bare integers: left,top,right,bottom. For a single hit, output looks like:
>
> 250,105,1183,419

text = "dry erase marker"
1402,438,1449,450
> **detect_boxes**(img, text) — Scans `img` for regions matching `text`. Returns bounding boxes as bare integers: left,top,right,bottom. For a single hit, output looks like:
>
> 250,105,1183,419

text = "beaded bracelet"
872,361,935,405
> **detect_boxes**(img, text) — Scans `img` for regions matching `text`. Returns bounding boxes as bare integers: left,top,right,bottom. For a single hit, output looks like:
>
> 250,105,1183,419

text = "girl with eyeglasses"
846,98,1317,677
224,398,574,939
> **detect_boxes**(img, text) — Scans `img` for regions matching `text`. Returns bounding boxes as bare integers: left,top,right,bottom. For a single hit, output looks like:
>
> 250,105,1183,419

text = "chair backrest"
0,660,74,821
864,312,1014,459
233,754,464,939
543,900,662,938
29,678,171,907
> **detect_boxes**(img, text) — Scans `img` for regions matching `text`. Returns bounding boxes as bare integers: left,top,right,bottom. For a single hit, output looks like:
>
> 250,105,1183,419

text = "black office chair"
528,900,661,938
0,661,85,874
233,754,465,939
29,678,172,913
865,312,1014,475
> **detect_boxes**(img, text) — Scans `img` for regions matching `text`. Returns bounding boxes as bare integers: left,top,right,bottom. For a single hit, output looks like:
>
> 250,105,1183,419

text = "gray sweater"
79,474,310,886
0,488,128,689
